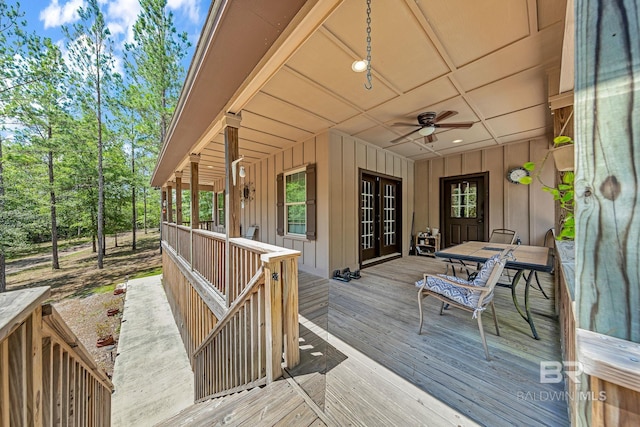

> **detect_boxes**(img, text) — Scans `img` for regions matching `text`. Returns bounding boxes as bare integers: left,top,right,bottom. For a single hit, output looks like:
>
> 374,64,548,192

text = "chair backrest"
244,225,258,240
473,249,511,307
488,229,517,244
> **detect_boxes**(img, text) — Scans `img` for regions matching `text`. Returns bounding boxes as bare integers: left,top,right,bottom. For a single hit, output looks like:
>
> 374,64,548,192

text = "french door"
440,172,489,248
360,171,402,264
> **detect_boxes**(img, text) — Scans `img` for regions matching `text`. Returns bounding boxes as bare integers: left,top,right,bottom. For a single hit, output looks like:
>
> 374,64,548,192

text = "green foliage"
518,136,575,240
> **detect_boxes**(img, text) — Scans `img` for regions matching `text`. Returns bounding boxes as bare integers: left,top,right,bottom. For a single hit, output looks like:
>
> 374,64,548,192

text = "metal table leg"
510,269,540,339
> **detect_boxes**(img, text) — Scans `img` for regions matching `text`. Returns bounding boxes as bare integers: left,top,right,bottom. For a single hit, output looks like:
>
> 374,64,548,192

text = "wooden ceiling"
153,0,568,187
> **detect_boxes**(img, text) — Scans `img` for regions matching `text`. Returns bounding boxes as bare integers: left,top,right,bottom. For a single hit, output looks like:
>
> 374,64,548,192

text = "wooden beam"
190,154,200,230
175,171,183,225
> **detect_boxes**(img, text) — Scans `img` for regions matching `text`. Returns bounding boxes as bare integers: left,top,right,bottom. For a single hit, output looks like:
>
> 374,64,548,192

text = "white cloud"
106,0,140,44
167,0,201,23
40,0,85,29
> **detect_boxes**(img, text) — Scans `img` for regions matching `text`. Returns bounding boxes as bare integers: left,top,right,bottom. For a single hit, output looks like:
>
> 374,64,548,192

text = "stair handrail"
193,266,265,356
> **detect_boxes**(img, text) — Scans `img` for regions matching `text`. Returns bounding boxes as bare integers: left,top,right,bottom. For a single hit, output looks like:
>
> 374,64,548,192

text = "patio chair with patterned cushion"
416,249,512,360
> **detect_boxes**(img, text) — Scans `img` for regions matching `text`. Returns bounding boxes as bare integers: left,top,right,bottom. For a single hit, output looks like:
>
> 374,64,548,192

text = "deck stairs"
156,376,329,426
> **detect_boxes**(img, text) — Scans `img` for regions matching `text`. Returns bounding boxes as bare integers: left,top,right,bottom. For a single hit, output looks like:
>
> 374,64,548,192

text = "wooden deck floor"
288,256,569,427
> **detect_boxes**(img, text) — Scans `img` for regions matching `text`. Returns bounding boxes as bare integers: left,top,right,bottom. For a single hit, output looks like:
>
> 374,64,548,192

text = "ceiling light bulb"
351,59,368,72
418,126,435,136
239,165,246,178
452,139,463,143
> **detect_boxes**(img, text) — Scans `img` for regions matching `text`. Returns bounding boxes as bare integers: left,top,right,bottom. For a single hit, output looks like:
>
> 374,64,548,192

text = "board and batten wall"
224,133,331,277
414,139,555,246
328,131,415,275
219,130,414,278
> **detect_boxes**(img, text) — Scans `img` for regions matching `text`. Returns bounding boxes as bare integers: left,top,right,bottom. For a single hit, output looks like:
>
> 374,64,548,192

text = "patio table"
435,241,553,340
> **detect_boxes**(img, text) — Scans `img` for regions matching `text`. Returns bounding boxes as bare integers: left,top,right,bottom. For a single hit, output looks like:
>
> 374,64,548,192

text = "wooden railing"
192,229,226,296
176,225,191,260
192,249,300,401
160,222,301,400
0,287,113,426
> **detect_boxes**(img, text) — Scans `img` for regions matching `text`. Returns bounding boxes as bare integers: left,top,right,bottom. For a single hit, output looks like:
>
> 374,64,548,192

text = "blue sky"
18,0,210,73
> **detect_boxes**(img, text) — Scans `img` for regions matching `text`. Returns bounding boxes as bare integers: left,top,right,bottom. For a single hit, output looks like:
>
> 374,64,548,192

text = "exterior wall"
222,130,414,278
328,131,415,275
414,139,555,246
227,133,330,277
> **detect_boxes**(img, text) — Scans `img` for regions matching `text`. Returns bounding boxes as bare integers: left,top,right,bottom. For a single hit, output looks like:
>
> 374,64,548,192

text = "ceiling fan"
390,111,473,143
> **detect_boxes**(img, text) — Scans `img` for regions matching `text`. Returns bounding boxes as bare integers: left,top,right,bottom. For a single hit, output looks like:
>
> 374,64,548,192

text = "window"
277,164,316,240
285,169,306,236
450,181,477,219
216,192,225,226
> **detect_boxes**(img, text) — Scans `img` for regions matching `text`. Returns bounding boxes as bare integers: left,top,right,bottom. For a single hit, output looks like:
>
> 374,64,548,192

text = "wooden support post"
190,154,200,230
161,188,167,222
29,307,43,427
574,0,640,424
263,260,283,383
224,114,241,239
223,113,242,305
167,183,173,223
175,171,183,225
282,257,300,368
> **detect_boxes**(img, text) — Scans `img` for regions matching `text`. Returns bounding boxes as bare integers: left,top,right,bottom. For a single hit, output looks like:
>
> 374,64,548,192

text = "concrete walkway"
111,275,194,427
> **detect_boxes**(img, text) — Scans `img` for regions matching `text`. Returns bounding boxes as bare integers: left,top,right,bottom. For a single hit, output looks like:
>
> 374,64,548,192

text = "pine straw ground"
6,231,162,377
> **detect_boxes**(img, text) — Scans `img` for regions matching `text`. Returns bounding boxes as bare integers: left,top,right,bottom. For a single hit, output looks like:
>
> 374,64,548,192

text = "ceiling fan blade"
434,110,458,122
434,122,474,129
392,122,420,127
426,133,437,143
390,128,421,143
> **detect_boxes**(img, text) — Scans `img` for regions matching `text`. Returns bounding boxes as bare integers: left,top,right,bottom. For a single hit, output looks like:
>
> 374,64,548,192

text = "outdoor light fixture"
418,126,436,137
239,165,246,179
351,59,368,72
231,156,244,186
352,0,372,89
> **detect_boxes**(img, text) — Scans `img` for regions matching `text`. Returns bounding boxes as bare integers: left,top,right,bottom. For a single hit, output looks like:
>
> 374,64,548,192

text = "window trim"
284,166,307,238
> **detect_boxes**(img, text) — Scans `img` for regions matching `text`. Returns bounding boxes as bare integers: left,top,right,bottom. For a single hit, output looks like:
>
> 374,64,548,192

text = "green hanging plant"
519,135,575,240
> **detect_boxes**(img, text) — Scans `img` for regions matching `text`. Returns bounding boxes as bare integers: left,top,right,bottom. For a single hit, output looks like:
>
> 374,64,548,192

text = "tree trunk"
131,141,136,250
0,136,5,292
96,46,105,269
48,141,60,269
143,187,148,234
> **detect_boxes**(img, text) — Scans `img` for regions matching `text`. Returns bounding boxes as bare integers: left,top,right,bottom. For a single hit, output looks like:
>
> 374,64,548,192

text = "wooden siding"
328,132,415,274
414,139,555,246
217,130,414,277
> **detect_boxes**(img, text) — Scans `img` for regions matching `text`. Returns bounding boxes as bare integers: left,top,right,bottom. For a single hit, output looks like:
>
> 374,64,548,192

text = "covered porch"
151,0,640,424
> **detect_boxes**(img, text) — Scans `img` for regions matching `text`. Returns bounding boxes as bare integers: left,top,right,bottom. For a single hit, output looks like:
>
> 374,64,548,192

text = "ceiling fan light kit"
418,126,436,136
390,110,474,144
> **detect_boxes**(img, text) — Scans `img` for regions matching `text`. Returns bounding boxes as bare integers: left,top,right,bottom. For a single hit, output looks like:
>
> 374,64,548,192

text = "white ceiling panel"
287,31,398,111
261,68,360,123
485,104,550,136
466,67,549,119
323,0,450,92
416,0,531,67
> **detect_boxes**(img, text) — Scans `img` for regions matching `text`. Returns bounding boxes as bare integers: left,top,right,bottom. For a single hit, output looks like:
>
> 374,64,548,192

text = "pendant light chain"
364,0,372,90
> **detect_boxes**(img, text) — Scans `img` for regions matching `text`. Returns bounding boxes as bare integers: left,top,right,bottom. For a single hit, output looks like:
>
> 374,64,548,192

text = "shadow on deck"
288,256,569,426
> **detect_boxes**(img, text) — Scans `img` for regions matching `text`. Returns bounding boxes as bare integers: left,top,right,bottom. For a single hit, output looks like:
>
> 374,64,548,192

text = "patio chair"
417,249,512,360
533,228,555,299
488,228,517,244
